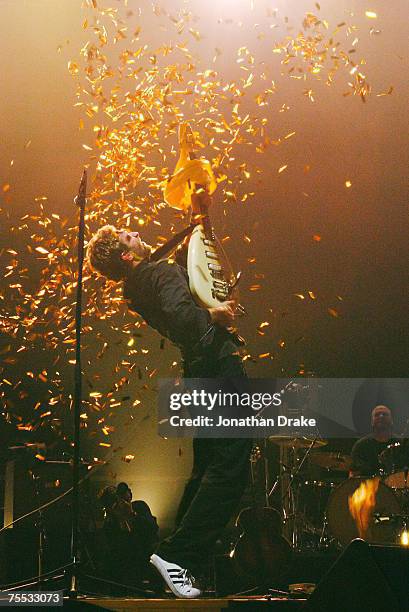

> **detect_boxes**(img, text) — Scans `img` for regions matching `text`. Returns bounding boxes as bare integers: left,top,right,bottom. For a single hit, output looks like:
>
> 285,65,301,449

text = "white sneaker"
150,553,201,599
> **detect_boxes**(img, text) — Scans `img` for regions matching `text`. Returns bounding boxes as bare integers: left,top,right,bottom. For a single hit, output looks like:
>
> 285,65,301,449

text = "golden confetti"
68,61,79,75
328,308,339,317
376,86,394,97
122,454,135,462
0,0,381,460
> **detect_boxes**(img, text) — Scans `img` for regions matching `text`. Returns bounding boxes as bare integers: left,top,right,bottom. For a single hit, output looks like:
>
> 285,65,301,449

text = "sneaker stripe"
150,554,201,599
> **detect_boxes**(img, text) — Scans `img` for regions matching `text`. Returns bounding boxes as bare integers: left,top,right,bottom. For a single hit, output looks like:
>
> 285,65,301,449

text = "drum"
384,471,409,489
299,480,337,532
326,478,401,546
379,441,409,489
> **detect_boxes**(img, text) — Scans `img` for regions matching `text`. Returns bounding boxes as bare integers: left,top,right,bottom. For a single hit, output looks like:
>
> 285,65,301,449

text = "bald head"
371,405,392,434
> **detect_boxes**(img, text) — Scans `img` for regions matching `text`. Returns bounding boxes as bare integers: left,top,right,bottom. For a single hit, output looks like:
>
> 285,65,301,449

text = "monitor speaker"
304,539,409,612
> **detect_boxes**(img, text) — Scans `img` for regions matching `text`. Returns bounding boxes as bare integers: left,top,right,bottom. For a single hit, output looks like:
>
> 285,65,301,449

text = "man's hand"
208,300,236,327
191,190,211,219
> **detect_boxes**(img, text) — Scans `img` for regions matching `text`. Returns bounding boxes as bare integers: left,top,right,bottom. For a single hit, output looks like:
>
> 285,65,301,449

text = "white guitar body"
187,224,231,308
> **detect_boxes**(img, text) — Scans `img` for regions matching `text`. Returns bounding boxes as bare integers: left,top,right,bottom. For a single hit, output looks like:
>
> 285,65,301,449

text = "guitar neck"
187,149,213,240
197,191,213,241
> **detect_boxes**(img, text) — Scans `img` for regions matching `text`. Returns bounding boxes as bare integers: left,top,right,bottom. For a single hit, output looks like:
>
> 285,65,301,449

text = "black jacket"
351,434,399,477
123,259,239,362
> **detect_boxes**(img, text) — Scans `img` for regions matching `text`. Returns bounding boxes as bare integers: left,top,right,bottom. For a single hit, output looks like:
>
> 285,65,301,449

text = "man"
350,405,398,477
99,482,159,586
86,225,252,598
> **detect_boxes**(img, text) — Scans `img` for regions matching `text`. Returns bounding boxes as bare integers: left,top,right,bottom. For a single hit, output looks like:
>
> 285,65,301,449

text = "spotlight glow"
400,529,409,547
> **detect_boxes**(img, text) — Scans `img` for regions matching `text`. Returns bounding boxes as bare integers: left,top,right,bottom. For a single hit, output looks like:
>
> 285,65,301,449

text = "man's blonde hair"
86,225,130,281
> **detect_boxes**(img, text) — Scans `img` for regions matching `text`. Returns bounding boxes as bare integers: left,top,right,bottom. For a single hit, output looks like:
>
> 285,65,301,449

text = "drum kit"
266,435,409,552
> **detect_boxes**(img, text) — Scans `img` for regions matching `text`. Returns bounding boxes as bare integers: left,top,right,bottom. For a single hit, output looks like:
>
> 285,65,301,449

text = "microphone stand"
67,171,155,599
2,171,152,599
68,168,87,598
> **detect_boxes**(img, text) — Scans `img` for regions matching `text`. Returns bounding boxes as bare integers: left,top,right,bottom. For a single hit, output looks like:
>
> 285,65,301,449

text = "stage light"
400,528,409,547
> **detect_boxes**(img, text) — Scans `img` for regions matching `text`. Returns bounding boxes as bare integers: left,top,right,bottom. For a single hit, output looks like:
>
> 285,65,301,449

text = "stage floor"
65,596,306,611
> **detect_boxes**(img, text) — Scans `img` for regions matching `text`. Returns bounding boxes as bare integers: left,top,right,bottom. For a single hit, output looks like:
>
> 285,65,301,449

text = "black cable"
0,465,98,535
1,567,68,591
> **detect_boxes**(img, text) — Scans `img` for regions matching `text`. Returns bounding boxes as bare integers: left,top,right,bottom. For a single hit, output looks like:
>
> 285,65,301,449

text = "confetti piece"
122,454,135,462
328,308,339,317
68,61,80,75
365,11,377,19
345,180,352,188
376,86,393,97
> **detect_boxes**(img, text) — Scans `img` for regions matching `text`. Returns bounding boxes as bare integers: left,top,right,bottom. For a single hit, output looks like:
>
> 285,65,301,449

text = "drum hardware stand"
373,511,408,525
270,437,320,550
318,513,332,550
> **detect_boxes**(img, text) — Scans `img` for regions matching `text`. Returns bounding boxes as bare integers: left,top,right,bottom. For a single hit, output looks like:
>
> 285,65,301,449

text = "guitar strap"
145,222,197,263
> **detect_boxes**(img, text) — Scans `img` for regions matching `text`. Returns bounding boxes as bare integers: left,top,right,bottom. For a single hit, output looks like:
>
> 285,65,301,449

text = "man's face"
118,230,150,260
371,405,392,430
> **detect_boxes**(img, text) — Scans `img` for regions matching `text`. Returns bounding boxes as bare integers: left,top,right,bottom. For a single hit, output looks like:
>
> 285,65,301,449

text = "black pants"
156,353,252,573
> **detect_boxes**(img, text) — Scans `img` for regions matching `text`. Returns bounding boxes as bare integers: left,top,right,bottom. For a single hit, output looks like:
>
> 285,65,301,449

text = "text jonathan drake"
169,415,317,428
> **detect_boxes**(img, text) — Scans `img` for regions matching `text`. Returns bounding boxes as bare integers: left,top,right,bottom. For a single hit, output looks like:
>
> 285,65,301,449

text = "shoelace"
176,568,194,587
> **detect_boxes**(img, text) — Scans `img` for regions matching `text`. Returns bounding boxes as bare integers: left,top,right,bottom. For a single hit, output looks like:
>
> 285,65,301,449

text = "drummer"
350,405,399,477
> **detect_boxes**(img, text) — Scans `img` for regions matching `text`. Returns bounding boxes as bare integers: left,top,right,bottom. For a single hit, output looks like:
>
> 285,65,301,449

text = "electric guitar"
166,123,243,310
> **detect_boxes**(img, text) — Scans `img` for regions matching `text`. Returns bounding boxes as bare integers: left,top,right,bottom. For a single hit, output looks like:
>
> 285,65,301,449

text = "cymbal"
309,451,352,471
268,436,327,449
7,442,46,451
